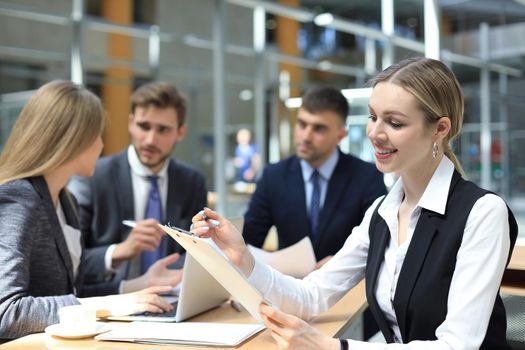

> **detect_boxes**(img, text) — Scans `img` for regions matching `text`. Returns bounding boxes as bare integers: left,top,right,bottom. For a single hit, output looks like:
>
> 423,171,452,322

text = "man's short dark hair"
131,82,188,125
301,86,349,124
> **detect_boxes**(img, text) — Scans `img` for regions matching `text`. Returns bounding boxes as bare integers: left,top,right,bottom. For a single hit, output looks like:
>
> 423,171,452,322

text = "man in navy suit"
69,82,207,294
243,86,386,267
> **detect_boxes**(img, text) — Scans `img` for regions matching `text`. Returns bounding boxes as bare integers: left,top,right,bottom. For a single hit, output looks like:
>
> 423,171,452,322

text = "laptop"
107,253,231,322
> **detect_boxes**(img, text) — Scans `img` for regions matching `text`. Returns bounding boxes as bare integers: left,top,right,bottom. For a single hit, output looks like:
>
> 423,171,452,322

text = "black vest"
365,171,518,348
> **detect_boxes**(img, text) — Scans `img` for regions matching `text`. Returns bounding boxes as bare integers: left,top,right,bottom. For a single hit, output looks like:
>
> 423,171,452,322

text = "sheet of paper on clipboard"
160,225,265,323
248,236,316,278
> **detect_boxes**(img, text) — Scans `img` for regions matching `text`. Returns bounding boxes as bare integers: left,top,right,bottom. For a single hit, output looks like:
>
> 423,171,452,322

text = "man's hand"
121,253,183,293
112,219,164,267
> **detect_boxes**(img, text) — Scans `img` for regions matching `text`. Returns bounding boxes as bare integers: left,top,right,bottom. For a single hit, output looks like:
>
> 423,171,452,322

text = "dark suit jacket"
243,150,386,261
68,150,207,291
0,177,81,339
366,171,517,348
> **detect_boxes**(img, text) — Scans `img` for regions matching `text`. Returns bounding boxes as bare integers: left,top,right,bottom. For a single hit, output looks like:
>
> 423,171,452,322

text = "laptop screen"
107,253,230,322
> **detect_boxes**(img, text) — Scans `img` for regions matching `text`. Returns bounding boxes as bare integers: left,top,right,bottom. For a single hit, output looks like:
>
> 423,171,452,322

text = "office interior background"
0,0,524,238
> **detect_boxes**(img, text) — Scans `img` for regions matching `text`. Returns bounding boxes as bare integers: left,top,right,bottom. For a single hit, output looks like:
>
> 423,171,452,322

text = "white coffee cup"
58,305,97,333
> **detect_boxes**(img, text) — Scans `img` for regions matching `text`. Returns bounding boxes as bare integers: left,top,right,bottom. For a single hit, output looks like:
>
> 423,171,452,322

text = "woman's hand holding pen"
190,208,338,349
191,208,255,277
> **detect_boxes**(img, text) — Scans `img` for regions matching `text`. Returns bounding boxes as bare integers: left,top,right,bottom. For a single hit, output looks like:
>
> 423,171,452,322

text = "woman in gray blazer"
0,80,175,339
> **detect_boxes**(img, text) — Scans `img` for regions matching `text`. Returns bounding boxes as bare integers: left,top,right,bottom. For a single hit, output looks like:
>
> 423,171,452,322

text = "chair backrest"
502,294,525,349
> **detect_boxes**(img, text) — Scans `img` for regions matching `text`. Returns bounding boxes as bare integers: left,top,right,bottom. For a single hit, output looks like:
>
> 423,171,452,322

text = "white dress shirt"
56,201,82,278
248,156,510,350
103,145,170,272
127,145,170,221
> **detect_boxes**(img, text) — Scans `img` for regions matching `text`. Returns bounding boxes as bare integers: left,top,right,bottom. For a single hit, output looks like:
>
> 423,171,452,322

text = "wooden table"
508,245,525,271
0,282,367,350
502,244,525,297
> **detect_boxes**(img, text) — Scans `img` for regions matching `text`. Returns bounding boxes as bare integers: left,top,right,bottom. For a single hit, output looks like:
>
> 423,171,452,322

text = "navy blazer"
243,150,386,260
68,150,207,291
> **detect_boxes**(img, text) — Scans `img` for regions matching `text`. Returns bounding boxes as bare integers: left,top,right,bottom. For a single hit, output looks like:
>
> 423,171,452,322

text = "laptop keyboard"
135,301,178,318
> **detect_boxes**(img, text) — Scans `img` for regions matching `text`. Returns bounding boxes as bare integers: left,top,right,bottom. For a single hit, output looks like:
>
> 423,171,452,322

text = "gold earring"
432,142,438,158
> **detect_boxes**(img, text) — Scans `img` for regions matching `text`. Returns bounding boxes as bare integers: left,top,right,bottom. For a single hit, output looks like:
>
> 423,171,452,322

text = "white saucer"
45,322,110,339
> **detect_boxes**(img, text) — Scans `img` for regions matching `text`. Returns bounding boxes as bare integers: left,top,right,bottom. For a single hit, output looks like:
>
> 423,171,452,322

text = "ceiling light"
317,60,332,71
284,97,302,109
341,88,373,100
314,13,333,26
239,89,253,101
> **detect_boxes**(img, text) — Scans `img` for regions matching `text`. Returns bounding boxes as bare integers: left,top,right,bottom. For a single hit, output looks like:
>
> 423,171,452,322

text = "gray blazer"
0,176,80,339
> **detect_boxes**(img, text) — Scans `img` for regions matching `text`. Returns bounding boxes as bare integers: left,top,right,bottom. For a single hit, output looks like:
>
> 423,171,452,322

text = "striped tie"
310,170,321,237
141,175,163,273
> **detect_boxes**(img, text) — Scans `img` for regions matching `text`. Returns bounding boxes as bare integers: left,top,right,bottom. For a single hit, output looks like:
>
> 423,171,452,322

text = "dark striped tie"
141,175,163,273
310,170,321,237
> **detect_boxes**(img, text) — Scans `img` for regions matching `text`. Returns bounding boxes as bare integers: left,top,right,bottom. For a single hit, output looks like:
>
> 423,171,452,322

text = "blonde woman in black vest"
191,57,518,350
0,80,175,339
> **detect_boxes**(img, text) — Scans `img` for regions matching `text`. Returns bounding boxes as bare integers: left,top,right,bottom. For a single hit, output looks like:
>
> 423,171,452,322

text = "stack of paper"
95,322,265,346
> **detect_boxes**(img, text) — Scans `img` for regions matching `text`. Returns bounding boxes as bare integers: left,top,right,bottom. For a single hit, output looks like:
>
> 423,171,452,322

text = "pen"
122,220,136,228
230,300,243,312
198,210,220,227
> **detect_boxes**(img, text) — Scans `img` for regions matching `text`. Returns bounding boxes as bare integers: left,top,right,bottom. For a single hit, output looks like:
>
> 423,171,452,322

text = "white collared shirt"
248,156,510,349
374,157,454,343
127,145,170,221
56,201,82,278
300,148,339,212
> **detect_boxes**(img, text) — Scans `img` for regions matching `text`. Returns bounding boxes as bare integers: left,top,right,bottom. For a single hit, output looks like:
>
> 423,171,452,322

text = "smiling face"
366,81,439,177
294,107,347,168
129,106,186,173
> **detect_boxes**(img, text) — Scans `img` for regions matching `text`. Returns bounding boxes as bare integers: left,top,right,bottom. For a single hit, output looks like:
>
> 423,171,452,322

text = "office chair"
503,294,525,349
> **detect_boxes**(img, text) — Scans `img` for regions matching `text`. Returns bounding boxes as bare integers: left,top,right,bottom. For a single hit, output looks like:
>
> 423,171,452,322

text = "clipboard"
160,225,265,323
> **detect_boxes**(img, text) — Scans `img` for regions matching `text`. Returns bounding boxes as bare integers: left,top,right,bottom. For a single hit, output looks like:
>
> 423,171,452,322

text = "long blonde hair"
0,80,105,184
369,57,465,176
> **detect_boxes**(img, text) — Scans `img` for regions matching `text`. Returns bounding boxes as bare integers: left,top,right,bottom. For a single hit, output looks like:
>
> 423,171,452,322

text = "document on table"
160,224,265,323
95,322,265,346
248,236,316,278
